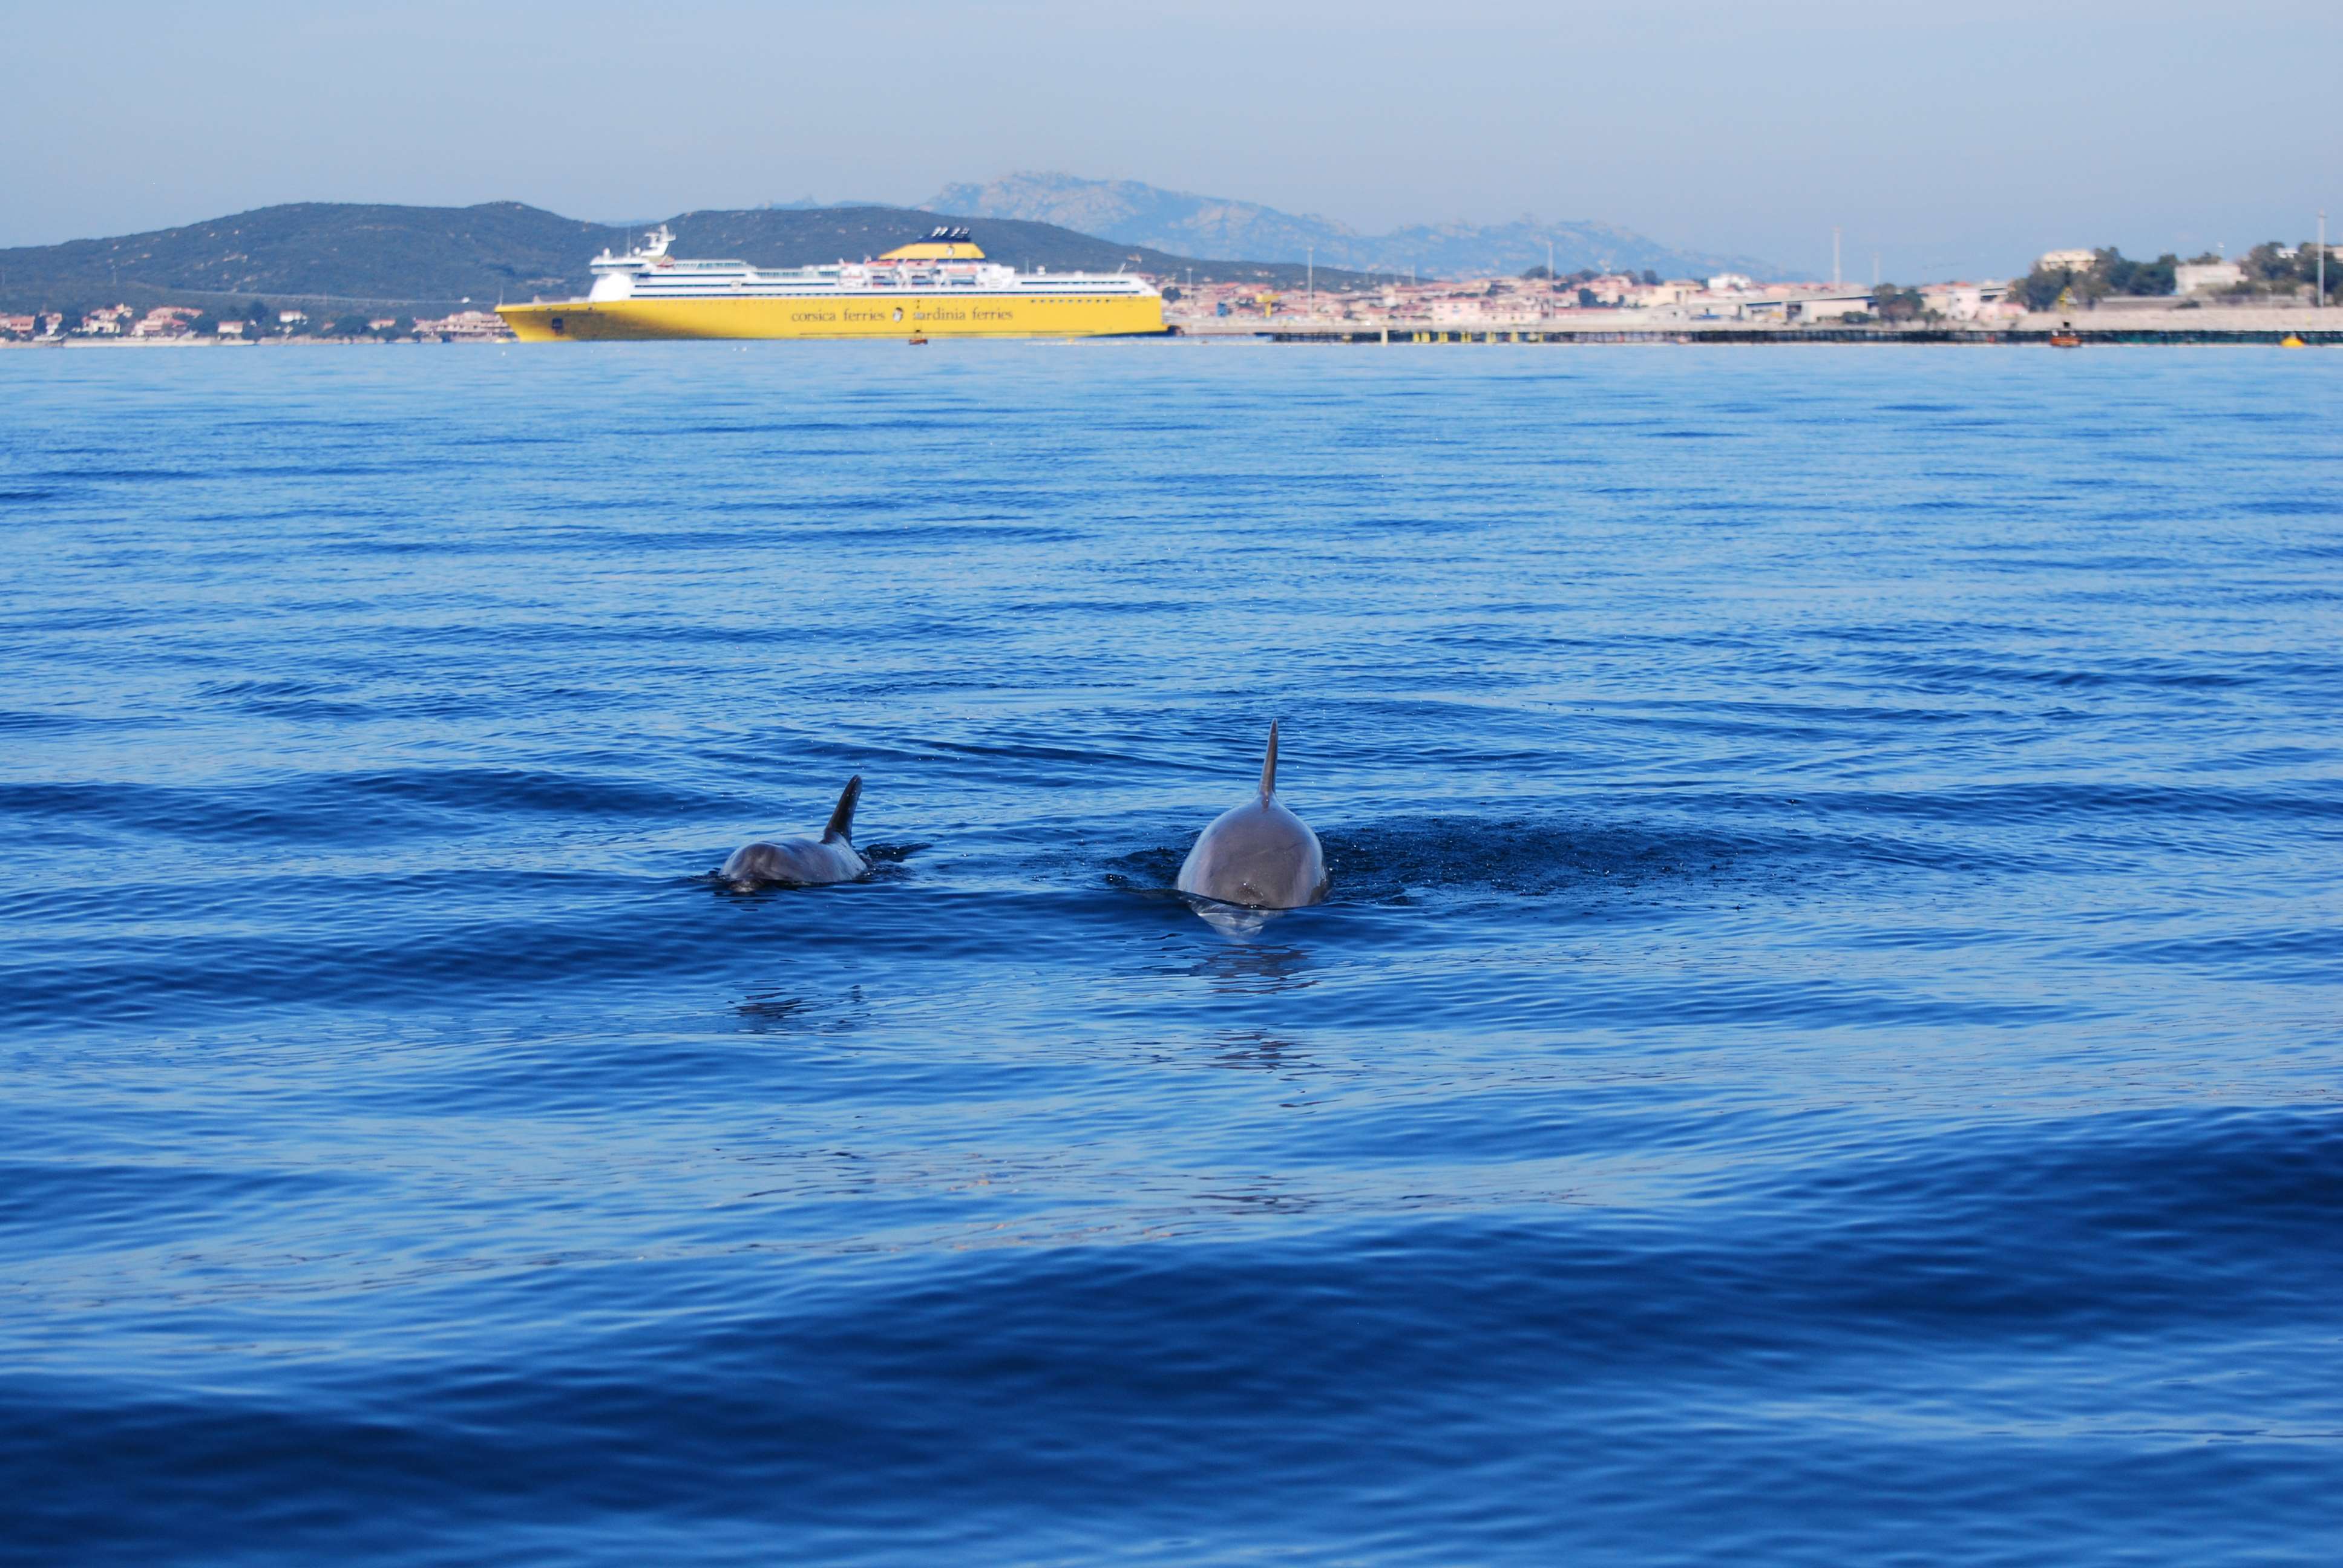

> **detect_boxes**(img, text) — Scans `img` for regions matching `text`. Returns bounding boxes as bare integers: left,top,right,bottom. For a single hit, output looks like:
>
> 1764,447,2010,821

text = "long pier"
1173,323,2341,347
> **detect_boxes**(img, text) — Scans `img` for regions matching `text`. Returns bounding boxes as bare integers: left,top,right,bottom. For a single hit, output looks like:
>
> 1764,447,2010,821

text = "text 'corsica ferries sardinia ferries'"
497,225,1167,341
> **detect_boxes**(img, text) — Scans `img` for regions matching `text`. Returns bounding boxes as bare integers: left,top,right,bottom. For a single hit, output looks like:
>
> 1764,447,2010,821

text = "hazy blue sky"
5,0,2335,279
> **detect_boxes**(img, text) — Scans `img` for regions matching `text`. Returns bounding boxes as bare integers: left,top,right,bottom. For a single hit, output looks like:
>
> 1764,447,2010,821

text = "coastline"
9,303,2336,348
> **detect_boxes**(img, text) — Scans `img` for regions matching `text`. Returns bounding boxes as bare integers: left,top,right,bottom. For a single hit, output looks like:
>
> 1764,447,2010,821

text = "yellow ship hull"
499,292,1165,342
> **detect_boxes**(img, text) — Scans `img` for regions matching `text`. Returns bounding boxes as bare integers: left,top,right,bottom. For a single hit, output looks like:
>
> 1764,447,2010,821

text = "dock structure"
1171,322,2340,347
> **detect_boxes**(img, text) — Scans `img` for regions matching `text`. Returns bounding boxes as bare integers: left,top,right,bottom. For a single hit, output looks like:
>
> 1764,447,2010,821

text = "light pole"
1307,246,1313,315
2320,211,2327,307
1833,227,1841,287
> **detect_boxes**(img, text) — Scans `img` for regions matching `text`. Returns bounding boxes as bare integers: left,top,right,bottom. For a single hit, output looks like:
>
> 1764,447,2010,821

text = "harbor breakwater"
1177,305,2340,346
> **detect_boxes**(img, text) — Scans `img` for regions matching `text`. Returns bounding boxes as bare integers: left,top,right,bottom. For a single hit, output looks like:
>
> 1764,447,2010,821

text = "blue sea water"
2,341,2339,1565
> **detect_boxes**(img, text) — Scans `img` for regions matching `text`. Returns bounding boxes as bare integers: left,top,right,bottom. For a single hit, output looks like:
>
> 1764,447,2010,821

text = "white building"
2036,248,2098,273
1706,273,1754,293
130,306,200,338
2175,261,2244,295
412,310,510,340
1426,299,1483,324
1921,282,2016,321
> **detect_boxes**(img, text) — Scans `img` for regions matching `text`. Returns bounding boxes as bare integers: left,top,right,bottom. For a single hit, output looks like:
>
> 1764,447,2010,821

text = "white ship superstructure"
579,224,1156,308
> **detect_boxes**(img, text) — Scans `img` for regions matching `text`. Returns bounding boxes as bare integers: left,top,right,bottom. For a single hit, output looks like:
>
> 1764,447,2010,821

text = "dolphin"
1175,722,1328,910
719,776,867,888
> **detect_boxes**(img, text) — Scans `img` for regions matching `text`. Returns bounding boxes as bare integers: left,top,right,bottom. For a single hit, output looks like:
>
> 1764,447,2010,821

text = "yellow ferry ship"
498,226,1166,341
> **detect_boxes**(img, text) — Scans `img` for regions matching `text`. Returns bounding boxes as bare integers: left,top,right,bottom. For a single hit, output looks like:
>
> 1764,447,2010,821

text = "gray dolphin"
719,776,867,888
1175,722,1328,909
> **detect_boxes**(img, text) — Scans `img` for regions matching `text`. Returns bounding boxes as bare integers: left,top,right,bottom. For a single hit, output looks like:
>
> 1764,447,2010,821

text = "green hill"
0,201,1366,315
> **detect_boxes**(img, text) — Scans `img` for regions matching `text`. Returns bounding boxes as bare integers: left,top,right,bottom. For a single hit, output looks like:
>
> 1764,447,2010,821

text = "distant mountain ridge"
0,202,1365,313
928,172,1785,280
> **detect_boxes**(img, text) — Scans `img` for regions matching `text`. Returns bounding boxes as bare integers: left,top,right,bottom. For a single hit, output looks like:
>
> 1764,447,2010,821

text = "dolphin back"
719,773,868,887
1176,721,1327,909
720,835,867,887
1176,797,1327,909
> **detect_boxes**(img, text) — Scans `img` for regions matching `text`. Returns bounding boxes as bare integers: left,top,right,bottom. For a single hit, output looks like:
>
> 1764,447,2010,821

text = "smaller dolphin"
1176,722,1328,910
719,776,867,888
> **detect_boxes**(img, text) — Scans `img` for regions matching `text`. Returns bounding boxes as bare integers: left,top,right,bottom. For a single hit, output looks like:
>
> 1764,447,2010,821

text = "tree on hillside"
2237,239,2341,299
2100,249,2178,296
2017,256,2105,310
1639,269,1662,286
1521,264,1552,280
2016,247,2187,310
2241,242,2289,283
2014,266,2072,311
1873,284,1928,324
2062,251,2120,304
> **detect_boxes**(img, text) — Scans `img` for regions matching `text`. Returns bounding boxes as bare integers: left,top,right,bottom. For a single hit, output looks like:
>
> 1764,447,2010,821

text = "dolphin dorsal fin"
1259,722,1279,800
823,775,862,844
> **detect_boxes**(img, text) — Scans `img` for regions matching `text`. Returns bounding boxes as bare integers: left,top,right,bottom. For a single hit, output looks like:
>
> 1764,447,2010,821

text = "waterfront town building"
411,310,508,339
2175,261,2245,295
130,306,201,338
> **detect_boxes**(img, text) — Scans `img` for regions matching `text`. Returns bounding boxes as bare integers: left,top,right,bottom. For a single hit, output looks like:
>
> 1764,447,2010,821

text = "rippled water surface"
4,342,2340,1565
